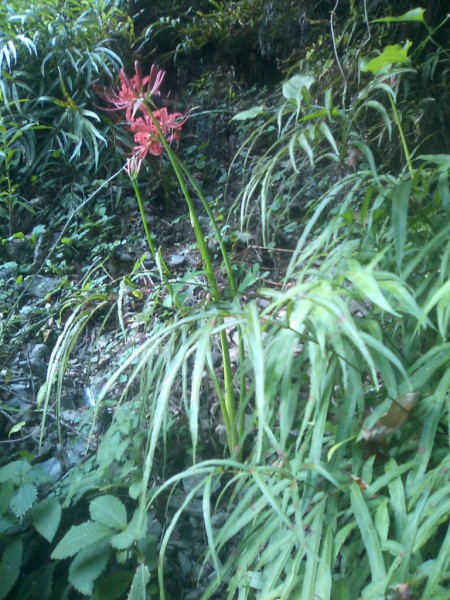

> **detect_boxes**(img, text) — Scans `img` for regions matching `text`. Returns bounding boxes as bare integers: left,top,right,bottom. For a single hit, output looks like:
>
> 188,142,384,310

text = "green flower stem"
389,95,413,178
177,159,237,296
130,176,159,259
144,104,240,456
130,175,174,290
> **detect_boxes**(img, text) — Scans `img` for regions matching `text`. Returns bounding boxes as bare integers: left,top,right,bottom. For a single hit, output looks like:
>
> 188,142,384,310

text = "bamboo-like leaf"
301,498,325,600
245,303,265,461
319,121,339,155
387,460,407,539
190,323,213,462
422,521,450,597
253,471,292,527
413,370,450,480
298,132,314,166
158,480,205,600
365,100,393,138
350,483,386,581
392,179,411,271
203,474,221,575
346,262,399,315
374,9,426,24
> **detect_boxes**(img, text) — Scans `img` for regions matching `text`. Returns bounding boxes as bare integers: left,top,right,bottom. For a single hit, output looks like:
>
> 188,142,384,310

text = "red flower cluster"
97,62,185,173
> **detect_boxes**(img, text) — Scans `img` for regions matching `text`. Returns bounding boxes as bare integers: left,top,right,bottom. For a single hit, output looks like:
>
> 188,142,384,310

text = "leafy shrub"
1,3,449,600
0,0,132,236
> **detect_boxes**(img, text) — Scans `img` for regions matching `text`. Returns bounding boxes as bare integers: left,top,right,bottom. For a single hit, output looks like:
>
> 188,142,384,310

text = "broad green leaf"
10,483,38,518
8,421,26,437
231,105,265,121
31,497,62,542
51,521,113,559
374,9,426,24
18,564,55,600
361,43,411,75
93,571,133,600
127,564,150,600
282,75,315,107
69,541,110,596
0,536,23,600
89,495,127,531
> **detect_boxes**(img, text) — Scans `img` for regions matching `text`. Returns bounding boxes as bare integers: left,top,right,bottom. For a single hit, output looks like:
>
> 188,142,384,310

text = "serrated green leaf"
0,536,23,600
69,541,110,596
110,509,147,550
0,460,31,484
10,483,38,518
89,495,127,531
51,521,113,559
127,564,150,600
31,497,62,542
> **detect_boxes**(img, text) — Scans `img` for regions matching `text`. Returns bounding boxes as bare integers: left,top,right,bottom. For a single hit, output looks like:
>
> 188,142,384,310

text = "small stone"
169,253,186,267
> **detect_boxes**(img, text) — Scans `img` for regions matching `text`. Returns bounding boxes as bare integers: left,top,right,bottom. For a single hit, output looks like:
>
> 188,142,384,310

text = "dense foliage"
1,1,449,599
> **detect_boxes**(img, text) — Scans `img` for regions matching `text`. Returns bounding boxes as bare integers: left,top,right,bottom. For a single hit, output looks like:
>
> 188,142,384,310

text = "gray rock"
22,275,60,298
39,457,63,481
169,253,187,267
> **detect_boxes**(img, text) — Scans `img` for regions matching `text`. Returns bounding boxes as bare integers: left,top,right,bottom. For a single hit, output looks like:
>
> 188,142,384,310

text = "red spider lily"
97,62,186,171
97,61,165,120
130,107,185,161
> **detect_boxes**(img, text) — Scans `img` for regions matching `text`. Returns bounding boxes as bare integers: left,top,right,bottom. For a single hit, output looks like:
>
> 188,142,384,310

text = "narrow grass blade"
350,482,386,582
